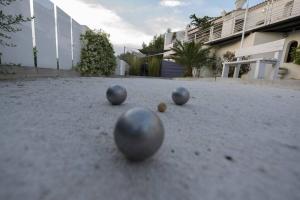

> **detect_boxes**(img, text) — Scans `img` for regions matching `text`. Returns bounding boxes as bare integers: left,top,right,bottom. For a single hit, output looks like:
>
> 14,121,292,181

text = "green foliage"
119,33,165,76
222,51,235,62
118,52,142,75
140,34,164,54
128,56,142,76
291,46,300,65
0,0,32,46
78,30,116,76
171,40,211,77
189,14,214,29
148,57,161,77
140,34,164,76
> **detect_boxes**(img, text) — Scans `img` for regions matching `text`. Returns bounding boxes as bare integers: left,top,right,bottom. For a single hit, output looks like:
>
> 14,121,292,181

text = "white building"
164,0,300,80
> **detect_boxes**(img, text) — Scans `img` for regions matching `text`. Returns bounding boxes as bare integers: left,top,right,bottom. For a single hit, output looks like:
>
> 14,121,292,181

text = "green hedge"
77,30,116,76
292,46,300,65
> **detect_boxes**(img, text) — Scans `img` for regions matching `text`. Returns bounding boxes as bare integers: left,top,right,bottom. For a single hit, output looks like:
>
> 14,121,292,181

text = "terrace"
187,0,300,44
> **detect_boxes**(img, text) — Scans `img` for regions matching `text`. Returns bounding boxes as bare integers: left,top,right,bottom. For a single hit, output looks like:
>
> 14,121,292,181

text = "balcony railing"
187,0,300,44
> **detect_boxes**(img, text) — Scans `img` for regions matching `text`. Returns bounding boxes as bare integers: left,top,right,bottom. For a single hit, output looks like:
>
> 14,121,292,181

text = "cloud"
50,0,152,51
144,16,187,35
160,0,185,7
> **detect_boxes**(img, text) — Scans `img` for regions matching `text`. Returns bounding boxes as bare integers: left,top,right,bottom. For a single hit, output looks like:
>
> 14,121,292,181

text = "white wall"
72,20,87,67
0,0,34,67
0,0,87,70
56,7,72,70
33,0,57,69
214,33,256,58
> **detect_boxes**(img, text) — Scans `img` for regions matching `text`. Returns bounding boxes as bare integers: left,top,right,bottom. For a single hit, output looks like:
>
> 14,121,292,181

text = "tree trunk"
185,66,193,77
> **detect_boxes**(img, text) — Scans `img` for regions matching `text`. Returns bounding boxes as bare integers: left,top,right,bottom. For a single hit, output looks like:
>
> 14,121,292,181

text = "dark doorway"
286,41,298,63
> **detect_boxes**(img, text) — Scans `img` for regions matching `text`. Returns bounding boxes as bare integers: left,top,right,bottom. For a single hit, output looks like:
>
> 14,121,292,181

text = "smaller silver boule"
106,85,127,105
172,87,190,105
114,107,164,161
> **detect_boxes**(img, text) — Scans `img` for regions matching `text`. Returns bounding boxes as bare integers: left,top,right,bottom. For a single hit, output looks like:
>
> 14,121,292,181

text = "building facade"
164,0,300,80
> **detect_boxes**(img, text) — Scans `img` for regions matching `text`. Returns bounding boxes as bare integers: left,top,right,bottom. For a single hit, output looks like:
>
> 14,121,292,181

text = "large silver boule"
172,87,190,105
114,107,165,161
106,85,127,105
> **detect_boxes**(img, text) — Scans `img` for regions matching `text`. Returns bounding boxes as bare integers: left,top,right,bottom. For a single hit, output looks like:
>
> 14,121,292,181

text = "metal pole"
240,0,249,49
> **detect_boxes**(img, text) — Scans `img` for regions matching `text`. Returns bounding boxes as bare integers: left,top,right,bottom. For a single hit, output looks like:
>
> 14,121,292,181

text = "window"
283,1,294,18
213,22,223,39
286,41,298,63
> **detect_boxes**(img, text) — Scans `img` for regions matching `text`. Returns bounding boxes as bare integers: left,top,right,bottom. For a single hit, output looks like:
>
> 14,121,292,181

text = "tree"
78,29,116,76
0,0,32,46
189,14,214,30
139,34,165,77
141,34,164,55
170,40,210,77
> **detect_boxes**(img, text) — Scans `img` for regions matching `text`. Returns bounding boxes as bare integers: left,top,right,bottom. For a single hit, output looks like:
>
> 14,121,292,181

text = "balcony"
187,0,300,44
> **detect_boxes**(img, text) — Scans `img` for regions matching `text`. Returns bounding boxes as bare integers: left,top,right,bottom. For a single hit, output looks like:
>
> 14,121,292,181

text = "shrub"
128,56,142,75
78,30,116,76
148,57,161,77
118,52,142,76
292,46,300,65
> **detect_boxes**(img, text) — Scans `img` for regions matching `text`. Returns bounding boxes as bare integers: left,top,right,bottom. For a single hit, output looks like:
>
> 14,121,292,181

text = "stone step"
277,67,288,79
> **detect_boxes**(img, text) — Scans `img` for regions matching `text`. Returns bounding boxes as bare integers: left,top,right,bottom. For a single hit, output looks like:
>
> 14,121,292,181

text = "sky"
50,0,264,54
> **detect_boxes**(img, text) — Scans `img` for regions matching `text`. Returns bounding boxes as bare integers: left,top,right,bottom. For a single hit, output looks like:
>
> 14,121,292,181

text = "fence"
0,0,88,70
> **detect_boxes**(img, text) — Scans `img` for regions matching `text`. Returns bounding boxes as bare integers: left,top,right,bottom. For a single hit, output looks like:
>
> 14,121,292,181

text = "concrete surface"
0,65,80,80
0,77,299,200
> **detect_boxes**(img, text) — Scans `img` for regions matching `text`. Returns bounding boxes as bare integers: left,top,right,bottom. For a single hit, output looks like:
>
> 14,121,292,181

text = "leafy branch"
189,14,214,30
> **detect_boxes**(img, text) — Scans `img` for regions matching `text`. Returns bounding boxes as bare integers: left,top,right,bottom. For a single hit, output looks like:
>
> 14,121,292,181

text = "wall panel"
0,0,34,67
72,20,86,66
34,0,57,68
57,7,72,69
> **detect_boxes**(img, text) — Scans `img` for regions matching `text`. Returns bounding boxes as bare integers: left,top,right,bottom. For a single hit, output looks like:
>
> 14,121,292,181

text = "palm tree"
170,40,211,77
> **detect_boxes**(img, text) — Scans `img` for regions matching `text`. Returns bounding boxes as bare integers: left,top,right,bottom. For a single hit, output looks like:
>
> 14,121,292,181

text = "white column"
254,60,266,79
233,64,241,78
233,58,241,78
221,63,229,78
272,51,283,80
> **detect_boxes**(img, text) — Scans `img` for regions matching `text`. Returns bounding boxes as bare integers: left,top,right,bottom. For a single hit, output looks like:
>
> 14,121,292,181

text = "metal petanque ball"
114,107,165,161
106,85,127,105
172,87,190,105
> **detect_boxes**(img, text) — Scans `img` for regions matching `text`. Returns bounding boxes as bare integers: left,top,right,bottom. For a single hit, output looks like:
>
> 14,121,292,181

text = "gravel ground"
0,77,299,200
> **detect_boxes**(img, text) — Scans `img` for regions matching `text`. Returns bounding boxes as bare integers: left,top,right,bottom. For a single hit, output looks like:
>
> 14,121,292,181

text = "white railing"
187,0,300,44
